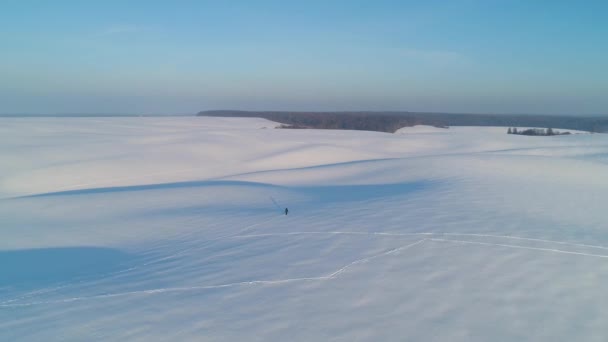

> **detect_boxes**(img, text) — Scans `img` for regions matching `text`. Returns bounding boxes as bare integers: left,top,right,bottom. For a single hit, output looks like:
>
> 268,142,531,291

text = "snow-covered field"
2,117,608,341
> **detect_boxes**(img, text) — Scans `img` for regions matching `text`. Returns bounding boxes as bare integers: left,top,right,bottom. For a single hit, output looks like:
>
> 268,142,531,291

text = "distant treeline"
507,127,571,136
198,110,608,133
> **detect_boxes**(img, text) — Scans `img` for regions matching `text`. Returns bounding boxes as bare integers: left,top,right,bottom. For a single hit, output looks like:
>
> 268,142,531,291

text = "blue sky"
1,0,607,115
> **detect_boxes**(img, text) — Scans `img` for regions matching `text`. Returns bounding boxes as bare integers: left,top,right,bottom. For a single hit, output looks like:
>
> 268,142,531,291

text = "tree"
547,128,554,136
507,127,513,134
513,127,518,134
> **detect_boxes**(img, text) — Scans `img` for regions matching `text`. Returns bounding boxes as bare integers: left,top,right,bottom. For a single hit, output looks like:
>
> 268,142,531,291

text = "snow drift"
1,117,608,341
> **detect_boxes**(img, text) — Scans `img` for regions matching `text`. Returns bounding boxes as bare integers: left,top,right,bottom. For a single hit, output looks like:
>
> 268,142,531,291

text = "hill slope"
2,117,608,341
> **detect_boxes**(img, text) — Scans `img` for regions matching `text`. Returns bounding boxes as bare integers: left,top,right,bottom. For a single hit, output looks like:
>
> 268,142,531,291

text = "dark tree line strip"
198,110,608,134
507,127,572,136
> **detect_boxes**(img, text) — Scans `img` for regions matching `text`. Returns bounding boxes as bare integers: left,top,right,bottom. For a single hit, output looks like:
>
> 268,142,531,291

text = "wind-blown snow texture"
2,117,608,341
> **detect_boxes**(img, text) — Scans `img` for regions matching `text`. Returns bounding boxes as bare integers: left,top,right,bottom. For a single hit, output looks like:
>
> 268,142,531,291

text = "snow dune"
1,117,608,341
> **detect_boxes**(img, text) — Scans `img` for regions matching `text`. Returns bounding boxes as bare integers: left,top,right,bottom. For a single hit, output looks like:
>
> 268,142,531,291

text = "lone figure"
285,208,289,215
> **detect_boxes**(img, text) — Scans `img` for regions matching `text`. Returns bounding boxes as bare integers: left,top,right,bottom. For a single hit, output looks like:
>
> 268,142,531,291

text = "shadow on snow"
17,180,280,198
15,179,437,204
1,246,133,289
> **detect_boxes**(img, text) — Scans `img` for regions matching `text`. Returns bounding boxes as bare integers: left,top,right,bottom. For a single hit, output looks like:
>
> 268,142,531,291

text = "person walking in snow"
285,208,289,215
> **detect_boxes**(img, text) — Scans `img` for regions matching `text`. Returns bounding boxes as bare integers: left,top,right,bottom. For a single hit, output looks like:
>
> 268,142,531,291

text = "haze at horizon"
1,1,607,116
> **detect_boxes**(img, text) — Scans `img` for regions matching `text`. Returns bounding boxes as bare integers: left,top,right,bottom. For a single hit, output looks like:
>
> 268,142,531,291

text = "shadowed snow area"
1,247,133,289
1,117,608,341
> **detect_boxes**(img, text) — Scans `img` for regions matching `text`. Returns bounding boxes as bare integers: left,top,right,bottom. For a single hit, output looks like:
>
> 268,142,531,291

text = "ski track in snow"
232,231,608,252
0,214,283,306
428,238,608,258
5,228,608,308
5,227,608,309
0,239,427,308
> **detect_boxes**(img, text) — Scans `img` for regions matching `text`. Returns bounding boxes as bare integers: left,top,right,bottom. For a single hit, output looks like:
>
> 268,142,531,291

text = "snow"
395,124,450,134
2,117,608,341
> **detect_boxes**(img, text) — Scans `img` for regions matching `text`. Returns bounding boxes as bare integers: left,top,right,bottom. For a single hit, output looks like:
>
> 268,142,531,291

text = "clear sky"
1,0,607,115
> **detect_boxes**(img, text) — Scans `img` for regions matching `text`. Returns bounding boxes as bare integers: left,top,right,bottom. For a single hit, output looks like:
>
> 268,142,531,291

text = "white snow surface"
2,117,608,341
395,124,451,134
